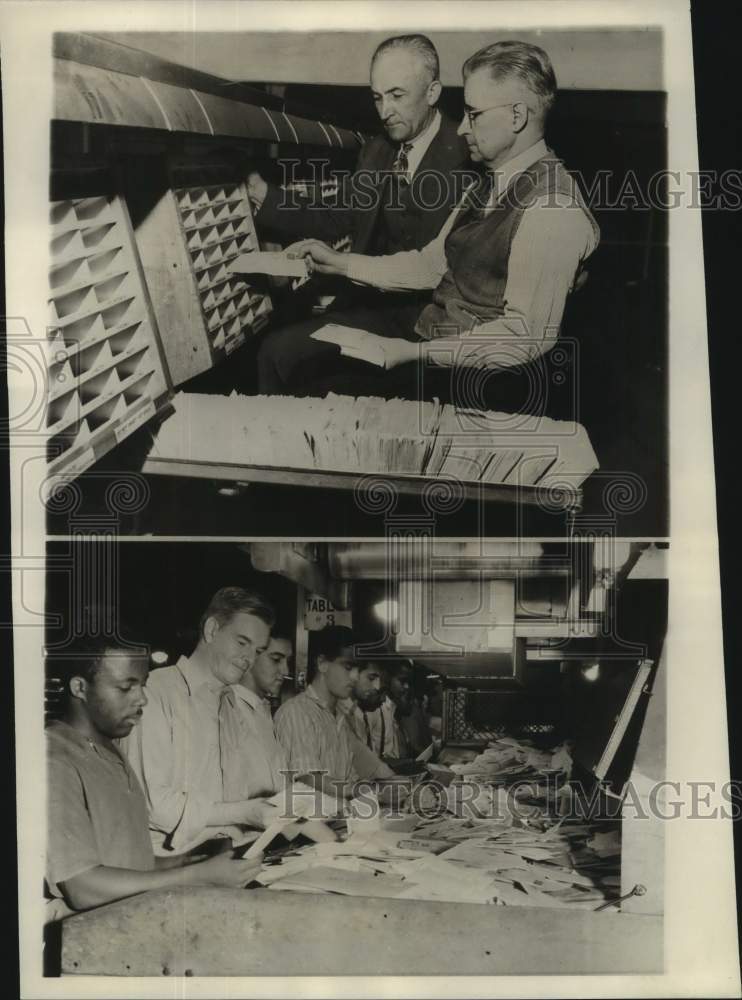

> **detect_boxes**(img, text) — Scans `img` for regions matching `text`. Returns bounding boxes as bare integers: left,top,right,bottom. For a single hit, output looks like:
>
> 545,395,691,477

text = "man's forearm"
345,246,444,292
420,332,552,372
207,798,274,827
59,861,212,911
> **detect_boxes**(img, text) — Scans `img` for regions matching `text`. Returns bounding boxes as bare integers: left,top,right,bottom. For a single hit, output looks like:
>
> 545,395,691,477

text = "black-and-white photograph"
42,538,668,977
42,24,667,537
3,2,738,997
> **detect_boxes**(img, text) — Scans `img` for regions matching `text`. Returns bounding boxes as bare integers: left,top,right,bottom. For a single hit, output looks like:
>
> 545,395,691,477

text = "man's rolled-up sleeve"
345,212,455,292
464,198,599,365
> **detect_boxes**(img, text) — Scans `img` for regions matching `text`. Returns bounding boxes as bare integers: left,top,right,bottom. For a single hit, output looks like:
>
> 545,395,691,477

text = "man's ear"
203,616,219,644
512,101,529,134
427,79,442,107
69,676,87,702
316,655,329,676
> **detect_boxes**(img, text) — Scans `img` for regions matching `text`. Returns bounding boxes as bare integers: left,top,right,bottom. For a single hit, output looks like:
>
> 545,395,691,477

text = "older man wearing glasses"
288,40,600,411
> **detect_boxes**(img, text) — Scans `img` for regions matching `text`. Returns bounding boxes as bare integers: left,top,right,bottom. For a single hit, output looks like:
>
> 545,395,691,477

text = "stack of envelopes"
152,391,599,487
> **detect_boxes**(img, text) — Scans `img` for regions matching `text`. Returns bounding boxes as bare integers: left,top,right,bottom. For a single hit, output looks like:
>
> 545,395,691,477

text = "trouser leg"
256,314,337,394
258,301,422,394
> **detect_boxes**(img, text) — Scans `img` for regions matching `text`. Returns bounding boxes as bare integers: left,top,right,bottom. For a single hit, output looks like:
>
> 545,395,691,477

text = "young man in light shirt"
274,626,394,804
287,40,600,409
220,632,293,800
341,660,398,759
122,588,282,857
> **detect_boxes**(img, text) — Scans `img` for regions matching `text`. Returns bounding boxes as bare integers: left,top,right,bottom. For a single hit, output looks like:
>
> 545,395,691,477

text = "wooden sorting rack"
140,454,582,509
171,166,273,355
128,162,274,388
46,182,171,491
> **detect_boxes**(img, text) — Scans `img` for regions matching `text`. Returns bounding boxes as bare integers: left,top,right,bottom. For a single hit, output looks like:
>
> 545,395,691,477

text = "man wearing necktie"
248,34,470,394
122,588,283,857
393,141,413,185
288,40,600,414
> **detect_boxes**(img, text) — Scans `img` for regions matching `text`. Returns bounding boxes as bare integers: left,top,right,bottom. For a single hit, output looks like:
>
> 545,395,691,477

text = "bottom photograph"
43,538,668,977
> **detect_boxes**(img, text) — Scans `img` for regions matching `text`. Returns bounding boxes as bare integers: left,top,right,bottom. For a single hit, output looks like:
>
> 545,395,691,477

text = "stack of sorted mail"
151,391,599,487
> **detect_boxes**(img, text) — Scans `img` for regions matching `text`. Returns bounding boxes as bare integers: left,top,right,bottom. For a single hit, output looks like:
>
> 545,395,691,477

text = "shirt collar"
230,682,269,712
488,138,549,202
177,654,224,696
48,719,124,762
404,110,442,177
406,109,441,152
306,682,339,716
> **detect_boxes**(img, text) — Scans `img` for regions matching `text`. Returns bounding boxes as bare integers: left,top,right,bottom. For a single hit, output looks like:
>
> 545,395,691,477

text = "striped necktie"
393,142,413,184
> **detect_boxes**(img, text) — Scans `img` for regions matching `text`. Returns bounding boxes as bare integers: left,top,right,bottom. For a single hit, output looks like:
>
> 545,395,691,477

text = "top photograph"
42,27,667,538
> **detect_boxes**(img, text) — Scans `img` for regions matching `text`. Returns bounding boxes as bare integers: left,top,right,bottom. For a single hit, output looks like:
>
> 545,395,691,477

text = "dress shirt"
121,655,229,856
219,683,288,800
46,721,154,899
346,139,599,361
274,684,357,787
403,110,442,179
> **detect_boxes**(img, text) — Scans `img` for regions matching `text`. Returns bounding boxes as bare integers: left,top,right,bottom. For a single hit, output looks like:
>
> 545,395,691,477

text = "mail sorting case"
46,181,170,489
171,165,272,359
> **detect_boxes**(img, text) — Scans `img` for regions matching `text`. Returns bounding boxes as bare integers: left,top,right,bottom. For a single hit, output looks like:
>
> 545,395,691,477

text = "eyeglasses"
463,101,528,127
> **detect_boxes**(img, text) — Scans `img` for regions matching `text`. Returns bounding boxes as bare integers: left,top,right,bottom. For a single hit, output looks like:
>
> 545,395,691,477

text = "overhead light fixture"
151,650,169,665
373,599,399,624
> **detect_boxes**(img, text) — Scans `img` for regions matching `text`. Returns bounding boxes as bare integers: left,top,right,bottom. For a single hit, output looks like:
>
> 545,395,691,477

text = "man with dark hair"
385,659,431,759
220,631,294,799
342,660,396,760
46,637,263,916
289,39,600,409
274,627,393,801
123,587,282,855
247,33,470,394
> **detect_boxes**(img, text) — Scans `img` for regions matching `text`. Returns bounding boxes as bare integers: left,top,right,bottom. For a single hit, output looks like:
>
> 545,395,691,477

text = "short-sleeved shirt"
46,721,154,899
274,686,358,786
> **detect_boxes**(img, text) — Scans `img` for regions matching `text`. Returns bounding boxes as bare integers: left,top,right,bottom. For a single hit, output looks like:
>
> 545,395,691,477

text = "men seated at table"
46,636,264,915
246,33,470,394
274,626,394,803
122,588,282,856
275,40,600,412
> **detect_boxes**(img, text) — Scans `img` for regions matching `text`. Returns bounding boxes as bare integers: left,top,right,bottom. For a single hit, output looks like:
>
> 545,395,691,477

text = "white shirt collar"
486,138,549,209
404,110,442,178
177,654,224,696
231,682,269,712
